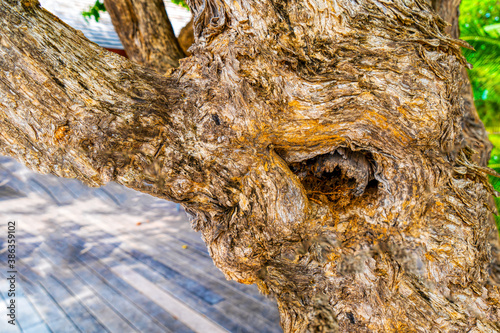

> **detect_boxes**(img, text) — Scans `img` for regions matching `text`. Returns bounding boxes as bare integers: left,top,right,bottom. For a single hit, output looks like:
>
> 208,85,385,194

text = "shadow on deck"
0,156,281,333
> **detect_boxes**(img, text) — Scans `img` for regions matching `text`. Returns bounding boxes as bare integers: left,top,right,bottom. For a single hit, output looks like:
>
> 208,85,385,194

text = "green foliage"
82,0,106,23
82,0,188,23
460,0,500,128
171,0,189,10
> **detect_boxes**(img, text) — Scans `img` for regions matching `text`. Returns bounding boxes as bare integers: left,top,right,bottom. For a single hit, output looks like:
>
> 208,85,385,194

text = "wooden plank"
0,253,54,333
126,249,224,305
0,159,282,333
17,259,109,333
89,245,215,310
33,248,140,333
111,264,229,333
0,158,26,177
68,259,172,333
17,274,80,333
81,218,221,283
108,233,280,329
16,235,42,261
101,250,248,333
93,188,122,206
0,185,26,201
36,232,173,333
30,220,194,333
115,227,279,316
0,288,21,333
22,322,52,333
214,300,282,333
155,237,270,303
78,251,195,333
63,218,280,332
118,238,281,326
0,166,28,200
99,183,134,205
11,280,47,330
27,178,75,206
56,178,94,200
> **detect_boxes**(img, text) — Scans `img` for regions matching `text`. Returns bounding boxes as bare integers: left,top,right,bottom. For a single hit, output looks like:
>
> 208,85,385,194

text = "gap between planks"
111,264,230,333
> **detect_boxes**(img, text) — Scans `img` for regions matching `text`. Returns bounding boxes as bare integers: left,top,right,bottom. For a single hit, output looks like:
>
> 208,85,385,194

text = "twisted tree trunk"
1,0,499,331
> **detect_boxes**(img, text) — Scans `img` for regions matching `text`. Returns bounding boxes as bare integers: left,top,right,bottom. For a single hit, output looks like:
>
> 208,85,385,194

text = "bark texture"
178,16,194,55
1,0,500,332
431,0,500,285
430,0,493,166
103,0,185,71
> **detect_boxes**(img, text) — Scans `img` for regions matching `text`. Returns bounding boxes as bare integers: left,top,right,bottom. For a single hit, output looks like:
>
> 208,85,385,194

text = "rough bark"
431,0,500,286
0,0,202,195
430,0,493,166
103,0,185,71
1,0,500,332
178,16,194,55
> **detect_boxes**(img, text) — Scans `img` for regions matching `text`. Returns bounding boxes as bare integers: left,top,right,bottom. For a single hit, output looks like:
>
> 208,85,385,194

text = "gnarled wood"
1,0,499,331
178,16,194,55
0,0,203,197
103,0,185,71
431,0,493,166
431,0,500,286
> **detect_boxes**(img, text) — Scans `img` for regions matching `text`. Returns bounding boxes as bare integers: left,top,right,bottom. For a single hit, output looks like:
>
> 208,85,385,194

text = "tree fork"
1,0,500,331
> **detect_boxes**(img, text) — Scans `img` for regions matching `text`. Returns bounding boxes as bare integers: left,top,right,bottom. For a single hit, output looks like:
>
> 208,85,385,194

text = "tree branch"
0,0,194,193
103,0,185,72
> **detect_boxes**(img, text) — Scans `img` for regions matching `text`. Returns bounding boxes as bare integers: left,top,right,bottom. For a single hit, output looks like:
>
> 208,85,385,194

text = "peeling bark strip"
103,0,185,71
1,0,500,331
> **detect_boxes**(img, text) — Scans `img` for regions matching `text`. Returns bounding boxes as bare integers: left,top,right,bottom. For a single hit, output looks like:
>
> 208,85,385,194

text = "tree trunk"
178,16,194,55
103,0,185,71
1,0,500,331
431,0,500,284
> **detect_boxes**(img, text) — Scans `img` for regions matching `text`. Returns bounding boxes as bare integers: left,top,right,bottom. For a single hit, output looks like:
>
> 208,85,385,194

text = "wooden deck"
0,156,281,333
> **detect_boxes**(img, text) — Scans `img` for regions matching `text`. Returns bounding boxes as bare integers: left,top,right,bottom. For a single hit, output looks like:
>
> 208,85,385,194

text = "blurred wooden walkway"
0,156,281,333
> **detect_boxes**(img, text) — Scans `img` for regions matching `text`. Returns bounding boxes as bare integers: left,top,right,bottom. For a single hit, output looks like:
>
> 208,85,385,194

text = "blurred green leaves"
171,0,189,10
82,0,106,23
